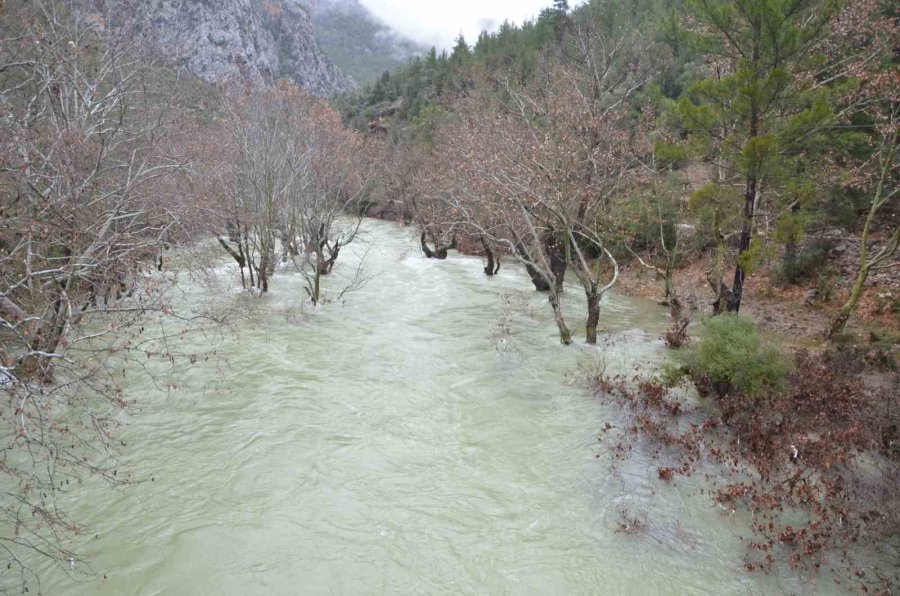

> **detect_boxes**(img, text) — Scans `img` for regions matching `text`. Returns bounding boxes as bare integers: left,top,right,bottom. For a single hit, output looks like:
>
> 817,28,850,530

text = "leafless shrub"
663,317,691,349
614,505,648,536
0,1,229,589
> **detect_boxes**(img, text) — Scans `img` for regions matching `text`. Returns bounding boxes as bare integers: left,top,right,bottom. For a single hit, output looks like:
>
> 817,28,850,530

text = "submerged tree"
430,60,652,345
0,0,214,588
283,87,375,305
218,85,300,293
429,83,575,344
214,82,373,303
424,5,661,344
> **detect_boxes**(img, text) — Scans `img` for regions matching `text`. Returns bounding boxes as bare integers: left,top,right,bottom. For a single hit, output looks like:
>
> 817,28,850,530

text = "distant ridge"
304,0,429,86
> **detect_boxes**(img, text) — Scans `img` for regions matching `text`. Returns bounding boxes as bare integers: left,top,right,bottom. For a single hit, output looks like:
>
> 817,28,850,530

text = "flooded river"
37,220,831,594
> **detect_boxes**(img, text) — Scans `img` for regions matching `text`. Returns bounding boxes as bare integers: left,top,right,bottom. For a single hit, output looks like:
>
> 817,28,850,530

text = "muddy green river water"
36,220,837,594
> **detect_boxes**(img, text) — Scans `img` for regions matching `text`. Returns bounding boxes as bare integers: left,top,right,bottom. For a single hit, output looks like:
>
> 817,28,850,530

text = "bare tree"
427,33,657,345
279,86,375,305
0,0,221,589
424,83,575,343
829,107,899,338
212,82,375,304
217,84,306,293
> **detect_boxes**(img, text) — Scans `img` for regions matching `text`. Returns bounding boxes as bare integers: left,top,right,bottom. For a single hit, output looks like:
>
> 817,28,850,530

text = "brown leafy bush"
663,317,690,349
592,349,899,591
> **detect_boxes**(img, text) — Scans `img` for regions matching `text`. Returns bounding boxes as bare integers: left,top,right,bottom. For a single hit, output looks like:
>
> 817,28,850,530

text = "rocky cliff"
110,0,357,96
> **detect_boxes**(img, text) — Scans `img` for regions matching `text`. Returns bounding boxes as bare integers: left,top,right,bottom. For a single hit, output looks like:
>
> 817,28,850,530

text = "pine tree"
451,34,471,64
675,0,845,314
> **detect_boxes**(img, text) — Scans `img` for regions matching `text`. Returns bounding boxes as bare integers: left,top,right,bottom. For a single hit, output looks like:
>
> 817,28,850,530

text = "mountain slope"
103,0,357,96
305,0,428,86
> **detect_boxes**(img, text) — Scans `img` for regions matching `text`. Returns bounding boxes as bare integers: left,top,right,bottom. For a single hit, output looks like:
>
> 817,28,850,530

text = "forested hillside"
345,0,898,340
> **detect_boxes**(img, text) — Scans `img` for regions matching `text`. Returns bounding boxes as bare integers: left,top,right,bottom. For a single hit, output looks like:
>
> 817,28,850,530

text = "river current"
37,220,833,594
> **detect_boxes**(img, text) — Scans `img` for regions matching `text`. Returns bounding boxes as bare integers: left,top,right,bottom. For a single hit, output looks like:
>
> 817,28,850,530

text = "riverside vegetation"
0,0,898,593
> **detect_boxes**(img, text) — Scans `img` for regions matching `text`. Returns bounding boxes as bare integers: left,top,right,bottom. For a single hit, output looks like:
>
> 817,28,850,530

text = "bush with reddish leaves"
663,317,691,349
592,342,900,591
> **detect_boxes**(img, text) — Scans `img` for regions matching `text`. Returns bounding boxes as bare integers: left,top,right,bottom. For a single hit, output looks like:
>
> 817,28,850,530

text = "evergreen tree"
451,34,471,64
673,0,846,313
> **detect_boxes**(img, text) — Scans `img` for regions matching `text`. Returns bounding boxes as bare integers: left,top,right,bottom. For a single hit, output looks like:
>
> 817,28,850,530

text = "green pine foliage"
342,0,706,133
687,315,789,398
341,8,564,127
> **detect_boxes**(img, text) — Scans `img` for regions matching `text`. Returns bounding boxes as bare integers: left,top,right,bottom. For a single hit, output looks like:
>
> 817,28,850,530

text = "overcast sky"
358,0,560,51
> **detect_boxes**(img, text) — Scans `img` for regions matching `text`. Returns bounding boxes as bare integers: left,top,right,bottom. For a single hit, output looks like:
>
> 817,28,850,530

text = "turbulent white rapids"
38,220,834,594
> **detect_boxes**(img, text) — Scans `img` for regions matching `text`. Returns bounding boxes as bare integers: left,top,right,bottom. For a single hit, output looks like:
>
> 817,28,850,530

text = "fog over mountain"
78,0,567,92
357,0,562,51
305,0,429,85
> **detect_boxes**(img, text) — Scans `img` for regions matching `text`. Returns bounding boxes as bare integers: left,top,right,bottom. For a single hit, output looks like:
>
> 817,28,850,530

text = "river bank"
614,244,900,350
364,209,900,349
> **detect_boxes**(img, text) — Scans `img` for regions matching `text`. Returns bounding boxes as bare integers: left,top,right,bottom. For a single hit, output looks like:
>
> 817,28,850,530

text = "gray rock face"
111,0,357,96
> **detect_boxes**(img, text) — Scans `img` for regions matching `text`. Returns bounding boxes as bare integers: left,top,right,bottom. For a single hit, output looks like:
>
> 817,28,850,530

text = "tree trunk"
216,235,247,289
730,35,761,314
525,263,550,290
547,236,568,293
316,246,330,276
227,219,241,243
244,227,256,289
420,232,434,258
728,262,747,313
264,245,276,280
826,139,899,337
586,291,600,345
312,270,321,305
829,264,869,338
728,181,756,314
258,269,269,293
421,231,449,259
320,241,341,275
18,299,67,382
258,244,272,293
481,236,497,276
548,291,572,345
712,283,733,315
281,228,299,261
706,206,730,316
663,267,680,315
515,240,550,291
